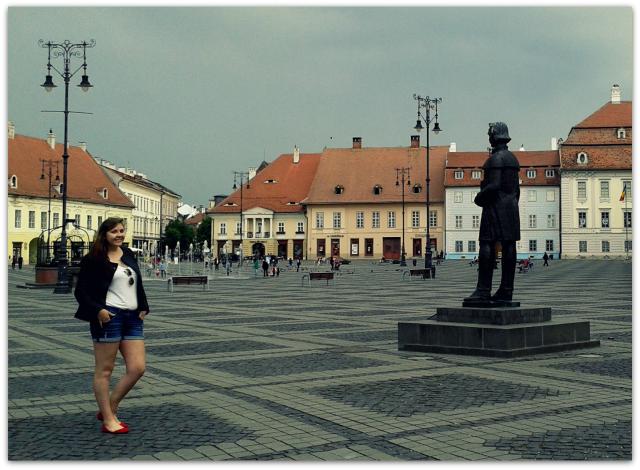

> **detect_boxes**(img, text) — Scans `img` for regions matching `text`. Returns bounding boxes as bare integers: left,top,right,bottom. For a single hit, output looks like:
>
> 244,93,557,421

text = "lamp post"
232,171,250,266
40,159,60,263
40,39,95,293
395,167,411,266
413,94,442,275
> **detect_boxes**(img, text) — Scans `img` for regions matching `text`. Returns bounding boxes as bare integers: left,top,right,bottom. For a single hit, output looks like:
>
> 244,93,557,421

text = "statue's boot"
492,245,516,303
464,260,493,303
491,287,513,302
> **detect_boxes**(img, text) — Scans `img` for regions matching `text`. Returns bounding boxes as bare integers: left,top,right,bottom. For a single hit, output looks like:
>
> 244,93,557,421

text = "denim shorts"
90,306,144,343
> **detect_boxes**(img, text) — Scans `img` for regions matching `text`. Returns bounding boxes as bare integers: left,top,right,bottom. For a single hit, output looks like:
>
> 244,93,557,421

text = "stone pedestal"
398,306,599,357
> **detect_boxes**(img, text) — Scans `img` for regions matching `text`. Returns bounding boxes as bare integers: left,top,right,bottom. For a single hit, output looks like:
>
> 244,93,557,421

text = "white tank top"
105,264,139,310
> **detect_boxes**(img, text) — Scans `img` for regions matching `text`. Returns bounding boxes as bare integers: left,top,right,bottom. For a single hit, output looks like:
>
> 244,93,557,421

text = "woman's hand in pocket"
97,309,114,327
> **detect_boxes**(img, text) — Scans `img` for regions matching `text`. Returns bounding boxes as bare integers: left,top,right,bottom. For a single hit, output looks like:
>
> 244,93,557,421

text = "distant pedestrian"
159,261,167,279
288,258,293,269
296,258,301,272
543,252,549,267
11,255,16,270
329,257,335,270
262,259,269,277
253,258,260,276
275,266,280,277
204,258,209,270
18,256,23,269
214,257,219,271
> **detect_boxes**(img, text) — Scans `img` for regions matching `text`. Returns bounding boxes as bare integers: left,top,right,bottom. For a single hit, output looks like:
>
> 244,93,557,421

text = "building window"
529,240,537,252
102,189,108,199
316,212,324,229
297,222,304,233
579,241,588,253
602,240,610,253
97,216,102,228
471,170,482,180
601,211,610,228
622,181,632,200
528,214,537,228
454,191,463,203
10,175,18,188
546,190,555,202
455,241,463,252
220,223,226,234
578,211,587,228
356,211,364,229
277,222,285,233
468,240,476,252
235,222,241,235
387,211,396,229
577,181,587,199
547,214,556,228
454,170,464,180
624,211,632,228
333,212,342,229
455,215,463,229
372,211,380,228
472,215,480,229
41,211,47,229
87,215,92,230
546,240,554,251
429,210,437,228
334,185,344,195
625,240,632,252
526,169,536,179
28,210,35,229
14,209,21,228
617,128,626,139
545,169,555,178
373,185,382,195
75,214,81,225
528,190,537,202
53,213,60,228
600,181,610,199
577,152,588,164
412,184,422,194
411,211,420,228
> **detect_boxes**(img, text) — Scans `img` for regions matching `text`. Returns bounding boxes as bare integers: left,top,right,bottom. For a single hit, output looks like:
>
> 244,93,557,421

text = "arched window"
412,184,422,194
373,185,382,195
102,188,108,199
9,175,17,188
334,185,344,195
617,128,626,139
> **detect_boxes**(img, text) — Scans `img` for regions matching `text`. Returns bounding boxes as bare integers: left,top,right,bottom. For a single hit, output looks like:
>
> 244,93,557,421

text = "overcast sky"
7,4,633,205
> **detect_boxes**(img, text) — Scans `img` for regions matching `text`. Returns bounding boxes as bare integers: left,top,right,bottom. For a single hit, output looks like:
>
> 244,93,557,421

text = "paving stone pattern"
8,259,632,461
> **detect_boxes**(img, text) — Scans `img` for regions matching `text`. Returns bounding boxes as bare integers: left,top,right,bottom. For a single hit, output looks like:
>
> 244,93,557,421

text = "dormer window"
334,185,344,195
471,170,482,180
545,169,555,178
577,152,589,165
373,185,383,195
98,188,108,199
9,175,17,188
264,179,278,184
224,202,238,207
286,201,298,205
412,184,422,194
526,169,536,179
454,170,464,180
617,128,626,139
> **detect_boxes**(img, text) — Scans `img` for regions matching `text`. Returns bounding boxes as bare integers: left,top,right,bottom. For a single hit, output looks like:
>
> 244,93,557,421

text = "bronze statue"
464,122,520,306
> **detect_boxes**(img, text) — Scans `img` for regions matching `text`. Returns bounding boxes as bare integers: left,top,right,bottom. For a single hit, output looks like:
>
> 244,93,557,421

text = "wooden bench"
301,271,335,287
402,268,436,280
168,275,209,292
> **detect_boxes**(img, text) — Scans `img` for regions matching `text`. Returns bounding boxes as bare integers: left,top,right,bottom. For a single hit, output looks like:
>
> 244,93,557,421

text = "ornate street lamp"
39,39,95,293
395,167,411,266
413,94,442,276
232,171,251,266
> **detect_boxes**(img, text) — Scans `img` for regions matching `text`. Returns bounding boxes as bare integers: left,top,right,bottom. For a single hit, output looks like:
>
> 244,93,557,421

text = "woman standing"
74,217,150,434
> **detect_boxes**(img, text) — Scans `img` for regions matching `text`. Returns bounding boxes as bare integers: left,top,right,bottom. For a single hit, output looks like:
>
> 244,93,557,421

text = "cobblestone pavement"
7,259,632,461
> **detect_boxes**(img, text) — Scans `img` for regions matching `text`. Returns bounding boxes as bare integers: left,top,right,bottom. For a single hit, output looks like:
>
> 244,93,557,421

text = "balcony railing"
276,231,286,235
247,232,253,238
295,230,305,234
264,231,270,238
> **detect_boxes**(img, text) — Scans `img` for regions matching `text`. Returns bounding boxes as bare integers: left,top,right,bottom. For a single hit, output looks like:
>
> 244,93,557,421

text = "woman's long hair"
89,217,125,261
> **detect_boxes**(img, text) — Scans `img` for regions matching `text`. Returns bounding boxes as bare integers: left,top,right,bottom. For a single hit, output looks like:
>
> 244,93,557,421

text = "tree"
195,217,212,246
163,219,194,250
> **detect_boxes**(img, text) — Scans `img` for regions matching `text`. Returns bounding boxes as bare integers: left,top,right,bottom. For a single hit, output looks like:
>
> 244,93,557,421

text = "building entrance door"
317,239,326,257
382,237,401,260
252,242,265,258
413,238,422,257
330,238,340,257
277,240,288,258
293,240,304,259
364,238,374,257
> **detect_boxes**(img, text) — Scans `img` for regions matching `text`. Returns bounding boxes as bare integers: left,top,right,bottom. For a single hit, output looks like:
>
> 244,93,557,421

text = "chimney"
47,129,56,149
248,167,257,180
611,84,621,104
78,141,87,152
551,137,558,151
293,145,300,164
8,121,15,139
449,142,457,152
352,137,362,149
410,135,420,148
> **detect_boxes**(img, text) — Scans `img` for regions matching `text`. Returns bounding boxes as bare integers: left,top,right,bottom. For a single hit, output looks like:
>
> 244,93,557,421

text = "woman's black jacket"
74,247,150,322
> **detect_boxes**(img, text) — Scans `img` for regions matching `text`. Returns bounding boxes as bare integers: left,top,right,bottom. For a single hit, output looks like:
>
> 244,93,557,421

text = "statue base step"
398,308,599,357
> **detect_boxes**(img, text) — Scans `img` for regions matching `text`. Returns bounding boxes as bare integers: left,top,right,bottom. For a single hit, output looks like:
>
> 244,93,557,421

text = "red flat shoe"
96,412,128,428
101,423,129,434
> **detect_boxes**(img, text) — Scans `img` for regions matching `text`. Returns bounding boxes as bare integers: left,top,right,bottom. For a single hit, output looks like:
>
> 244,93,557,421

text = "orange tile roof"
574,101,632,128
209,153,322,214
304,146,449,204
444,150,560,187
185,212,205,225
562,127,632,146
559,145,632,170
8,134,134,208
